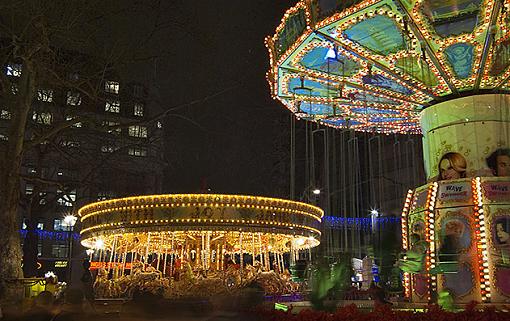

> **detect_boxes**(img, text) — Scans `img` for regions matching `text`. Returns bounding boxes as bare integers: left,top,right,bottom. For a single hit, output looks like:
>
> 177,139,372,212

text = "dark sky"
155,1,297,196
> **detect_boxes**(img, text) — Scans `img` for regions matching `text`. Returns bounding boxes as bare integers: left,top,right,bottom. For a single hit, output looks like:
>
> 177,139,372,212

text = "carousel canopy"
266,0,510,134
78,194,323,253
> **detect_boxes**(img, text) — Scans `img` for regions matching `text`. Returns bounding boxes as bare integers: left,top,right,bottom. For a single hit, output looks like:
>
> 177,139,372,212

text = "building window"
1,110,11,120
65,116,82,128
37,89,53,103
128,147,147,157
66,91,81,106
53,219,63,231
25,184,34,195
102,121,121,134
57,189,76,207
51,244,69,258
32,112,52,125
101,145,117,153
134,103,144,116
105,81,120,94
97,192,114,201
6,64,21,77
128,125,147,138
105,99,120,113
22,220,44,230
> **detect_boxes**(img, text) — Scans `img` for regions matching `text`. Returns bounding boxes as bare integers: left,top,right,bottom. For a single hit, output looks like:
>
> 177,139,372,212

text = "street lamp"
312,188,321,195
64,214,77,284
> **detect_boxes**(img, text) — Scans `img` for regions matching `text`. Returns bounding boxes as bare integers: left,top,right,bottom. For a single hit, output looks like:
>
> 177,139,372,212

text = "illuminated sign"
89,262,132,270
55,261,68,268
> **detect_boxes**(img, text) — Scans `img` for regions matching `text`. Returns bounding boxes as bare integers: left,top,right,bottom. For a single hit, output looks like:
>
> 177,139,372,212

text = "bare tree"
0,0,179,300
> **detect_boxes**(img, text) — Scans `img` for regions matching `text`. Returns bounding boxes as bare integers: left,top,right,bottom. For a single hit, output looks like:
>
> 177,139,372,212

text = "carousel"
78,194,323,298
268,0,510,305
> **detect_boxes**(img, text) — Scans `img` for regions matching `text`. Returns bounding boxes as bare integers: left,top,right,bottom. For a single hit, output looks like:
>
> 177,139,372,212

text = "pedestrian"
80,259,94,302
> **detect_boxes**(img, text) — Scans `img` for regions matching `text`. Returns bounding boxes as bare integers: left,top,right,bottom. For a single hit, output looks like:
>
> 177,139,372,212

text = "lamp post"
64,214,77,284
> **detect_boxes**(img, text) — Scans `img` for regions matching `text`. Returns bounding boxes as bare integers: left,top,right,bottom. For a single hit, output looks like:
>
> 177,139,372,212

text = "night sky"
156,1,297,196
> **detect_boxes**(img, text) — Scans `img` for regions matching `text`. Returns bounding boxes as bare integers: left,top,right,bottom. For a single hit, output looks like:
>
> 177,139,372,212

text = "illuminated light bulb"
95,239,105,249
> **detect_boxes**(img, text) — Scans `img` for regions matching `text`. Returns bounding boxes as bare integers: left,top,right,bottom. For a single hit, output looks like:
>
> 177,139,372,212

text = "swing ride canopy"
78,194,323,254
266,0,510,134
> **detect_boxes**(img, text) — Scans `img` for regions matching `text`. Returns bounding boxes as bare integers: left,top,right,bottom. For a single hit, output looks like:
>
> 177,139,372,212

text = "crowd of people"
0,285,266,321
1,288,96,321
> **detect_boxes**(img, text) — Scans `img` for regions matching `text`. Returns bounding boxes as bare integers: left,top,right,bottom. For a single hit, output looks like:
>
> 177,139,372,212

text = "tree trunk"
0,60,36,301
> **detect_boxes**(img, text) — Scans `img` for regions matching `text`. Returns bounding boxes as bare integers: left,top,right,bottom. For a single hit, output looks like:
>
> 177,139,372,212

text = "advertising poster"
435,180,473,208
411,184,430,213
485,205,510,301
435,208,480,303
481,179,510,204
407,211,429,302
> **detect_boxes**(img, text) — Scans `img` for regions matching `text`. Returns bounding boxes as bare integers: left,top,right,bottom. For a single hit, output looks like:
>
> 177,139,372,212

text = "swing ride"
268,0,510,305
79,194,322,298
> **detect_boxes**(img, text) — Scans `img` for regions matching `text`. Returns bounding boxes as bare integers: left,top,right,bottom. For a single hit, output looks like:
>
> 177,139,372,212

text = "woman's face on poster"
440,159,462,180
496,223,510,244
496,155,510,177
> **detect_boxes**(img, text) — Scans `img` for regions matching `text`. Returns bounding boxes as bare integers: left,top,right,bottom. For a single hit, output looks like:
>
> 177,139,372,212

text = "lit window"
105,81,120,94
39,192,47,205
134,103,144,116
66,91,81,106
128,147,147,157
25,184,34,195
51,244,68,258
37,89,53,102
21,219,43,230
105,99,120,113
32,112,52,125
102,121,121,134
6,64,21,77
97,192,114,201
128,125,147,138
101,145,116,153
57,189,76,207
53,219,65,231
65,116,82,128
1,110,11,119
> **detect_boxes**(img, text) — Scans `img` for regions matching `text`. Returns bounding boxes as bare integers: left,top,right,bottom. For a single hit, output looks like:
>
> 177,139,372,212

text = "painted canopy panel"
299,47,361,76
444,43,474,79
423,0,482,37
343,15,406,56
362,74,414,96
267,0,508,134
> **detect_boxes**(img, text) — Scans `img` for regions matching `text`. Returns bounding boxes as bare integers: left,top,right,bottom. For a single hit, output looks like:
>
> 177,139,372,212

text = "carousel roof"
266,0,510,134
78,194,323,252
